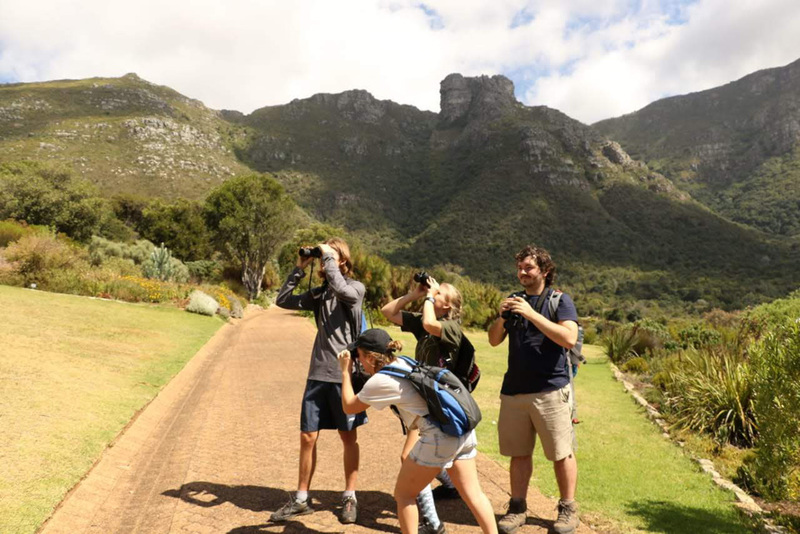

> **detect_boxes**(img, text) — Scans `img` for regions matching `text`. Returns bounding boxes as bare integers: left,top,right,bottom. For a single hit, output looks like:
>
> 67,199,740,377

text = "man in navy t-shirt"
488,245,580,534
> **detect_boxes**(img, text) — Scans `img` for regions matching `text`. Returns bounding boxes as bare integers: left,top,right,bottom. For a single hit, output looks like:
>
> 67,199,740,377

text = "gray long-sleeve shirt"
276,253,365,383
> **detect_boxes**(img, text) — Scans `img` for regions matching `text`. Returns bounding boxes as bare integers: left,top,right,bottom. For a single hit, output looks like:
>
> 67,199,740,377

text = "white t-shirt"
357,357,429,429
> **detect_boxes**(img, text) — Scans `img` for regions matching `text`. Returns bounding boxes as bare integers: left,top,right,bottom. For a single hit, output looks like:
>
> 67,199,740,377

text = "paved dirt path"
40,307,596,534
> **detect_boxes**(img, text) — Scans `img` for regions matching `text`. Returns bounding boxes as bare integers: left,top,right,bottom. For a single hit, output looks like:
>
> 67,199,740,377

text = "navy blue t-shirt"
500,290,579,395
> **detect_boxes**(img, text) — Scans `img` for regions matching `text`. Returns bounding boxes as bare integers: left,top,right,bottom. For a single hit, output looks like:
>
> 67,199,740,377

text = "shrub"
142,244,189,283
186,290,218,316
186,260,222,283
746,321,800,500
4,232,89,285
217,306,231,320
665,347,756,447
678,322,722,349
229,294,244,318
602,326,640,364
622,356,650,374
89,237,154,266
0,219,44,247
0,162,108,242
582,325,598,345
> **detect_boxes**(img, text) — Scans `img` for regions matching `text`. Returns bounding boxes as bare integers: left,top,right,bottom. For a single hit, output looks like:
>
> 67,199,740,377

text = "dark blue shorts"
300,379,368,432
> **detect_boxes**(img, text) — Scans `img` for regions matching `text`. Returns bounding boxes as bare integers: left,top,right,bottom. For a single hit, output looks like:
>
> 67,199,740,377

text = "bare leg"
339,428,359,492
510,455,532,500
298,431,319,492
553,453,578,501
447,458,498,534
394,457,441,534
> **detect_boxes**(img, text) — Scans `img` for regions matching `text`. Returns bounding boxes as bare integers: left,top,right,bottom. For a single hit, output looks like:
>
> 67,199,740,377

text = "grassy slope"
0,286,223,534
0,75,250,200
386,326,753,533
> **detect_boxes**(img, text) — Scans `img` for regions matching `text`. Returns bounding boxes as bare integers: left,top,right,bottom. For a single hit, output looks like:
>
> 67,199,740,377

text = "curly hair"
515,244,556,286
362,340,404,370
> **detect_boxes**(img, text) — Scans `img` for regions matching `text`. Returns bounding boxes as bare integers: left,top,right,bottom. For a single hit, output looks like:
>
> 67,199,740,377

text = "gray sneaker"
418,521,446,534
269,496,314,522
498,498,527,534
553,499,579,534
340,496,358,524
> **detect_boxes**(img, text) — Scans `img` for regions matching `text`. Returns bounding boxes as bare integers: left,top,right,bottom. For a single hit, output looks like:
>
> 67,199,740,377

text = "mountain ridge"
1,69,797,311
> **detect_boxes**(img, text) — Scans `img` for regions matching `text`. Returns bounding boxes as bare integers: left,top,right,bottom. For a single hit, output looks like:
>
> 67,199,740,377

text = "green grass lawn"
0,285,224,534
386,326,755,534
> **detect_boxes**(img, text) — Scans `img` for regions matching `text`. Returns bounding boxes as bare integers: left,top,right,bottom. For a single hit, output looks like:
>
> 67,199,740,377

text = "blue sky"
0,0,798,123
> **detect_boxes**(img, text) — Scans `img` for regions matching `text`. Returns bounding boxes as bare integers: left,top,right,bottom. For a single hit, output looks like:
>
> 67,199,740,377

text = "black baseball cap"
347,328,392,355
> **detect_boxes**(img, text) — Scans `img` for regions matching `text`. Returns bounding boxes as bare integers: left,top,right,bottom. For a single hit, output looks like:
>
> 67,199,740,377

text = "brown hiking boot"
553,499,579,534
498,498,527,534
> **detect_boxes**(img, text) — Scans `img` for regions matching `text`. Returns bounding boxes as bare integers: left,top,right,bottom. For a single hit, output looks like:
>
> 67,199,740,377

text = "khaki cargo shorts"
498,385,574,461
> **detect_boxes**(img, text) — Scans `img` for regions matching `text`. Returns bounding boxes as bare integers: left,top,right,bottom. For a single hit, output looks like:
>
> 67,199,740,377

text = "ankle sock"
295,491,308,502
342,490,356,501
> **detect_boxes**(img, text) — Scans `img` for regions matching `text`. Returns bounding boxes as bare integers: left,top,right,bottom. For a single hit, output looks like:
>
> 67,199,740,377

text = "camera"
413,271,430,287
502,291,526,329
299,246,323,258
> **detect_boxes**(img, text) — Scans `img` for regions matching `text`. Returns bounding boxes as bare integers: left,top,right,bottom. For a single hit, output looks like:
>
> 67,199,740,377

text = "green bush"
0,162,109,242
0,219,46,247
678,322,723,349
746,321,800,500
665,347,756,447
3,232,90,286
89,237,154,266
186,260,222,283
602,326,640,364
622,356,650,374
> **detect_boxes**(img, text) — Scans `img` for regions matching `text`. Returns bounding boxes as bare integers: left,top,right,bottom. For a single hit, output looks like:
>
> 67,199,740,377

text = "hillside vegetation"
2,71,798,315
594,57,800,237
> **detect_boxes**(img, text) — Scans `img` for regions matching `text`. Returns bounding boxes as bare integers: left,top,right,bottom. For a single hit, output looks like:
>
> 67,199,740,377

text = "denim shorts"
300,379,368,432
409,417,478,468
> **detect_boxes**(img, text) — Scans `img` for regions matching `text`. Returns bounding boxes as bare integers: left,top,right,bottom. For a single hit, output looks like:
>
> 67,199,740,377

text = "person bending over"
338,329,497,534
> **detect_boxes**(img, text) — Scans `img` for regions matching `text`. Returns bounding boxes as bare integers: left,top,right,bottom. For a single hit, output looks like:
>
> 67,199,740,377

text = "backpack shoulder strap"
378,356,417,378
548,290,563,320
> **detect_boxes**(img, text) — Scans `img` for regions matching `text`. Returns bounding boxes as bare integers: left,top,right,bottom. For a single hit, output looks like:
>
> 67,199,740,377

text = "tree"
139,199,213,261
205,173,296,300
0,161,107,242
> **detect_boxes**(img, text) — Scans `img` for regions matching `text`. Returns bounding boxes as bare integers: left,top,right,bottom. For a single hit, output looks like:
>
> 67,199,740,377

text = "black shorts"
300,379,368,432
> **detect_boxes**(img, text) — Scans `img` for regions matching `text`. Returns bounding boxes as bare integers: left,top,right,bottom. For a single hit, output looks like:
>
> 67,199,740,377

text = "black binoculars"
414,271,430,287
299,246,323,258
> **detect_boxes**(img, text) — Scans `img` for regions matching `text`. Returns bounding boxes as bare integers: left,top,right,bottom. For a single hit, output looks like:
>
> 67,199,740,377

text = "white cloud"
528,0,800,123
0,0,798,123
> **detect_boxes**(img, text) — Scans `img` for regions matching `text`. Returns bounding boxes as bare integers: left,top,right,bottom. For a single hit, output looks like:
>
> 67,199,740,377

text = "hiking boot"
553,499,579,534
431,484,461,500
339,496,358,524
497,498,527,534
418,521,447,534
269,495,314,522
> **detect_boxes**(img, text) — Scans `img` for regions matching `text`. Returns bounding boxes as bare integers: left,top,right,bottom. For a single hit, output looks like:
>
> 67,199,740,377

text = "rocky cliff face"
438,73,517,126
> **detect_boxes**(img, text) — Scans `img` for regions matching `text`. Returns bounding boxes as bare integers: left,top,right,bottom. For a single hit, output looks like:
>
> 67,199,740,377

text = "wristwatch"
425,296,435,304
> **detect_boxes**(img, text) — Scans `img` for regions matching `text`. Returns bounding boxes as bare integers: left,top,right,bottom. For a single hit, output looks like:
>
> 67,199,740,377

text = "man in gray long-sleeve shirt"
270,237,366,525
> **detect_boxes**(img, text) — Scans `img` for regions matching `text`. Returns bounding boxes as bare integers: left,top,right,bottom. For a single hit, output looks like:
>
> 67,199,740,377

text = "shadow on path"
625,499,750,534
163,482,400,533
